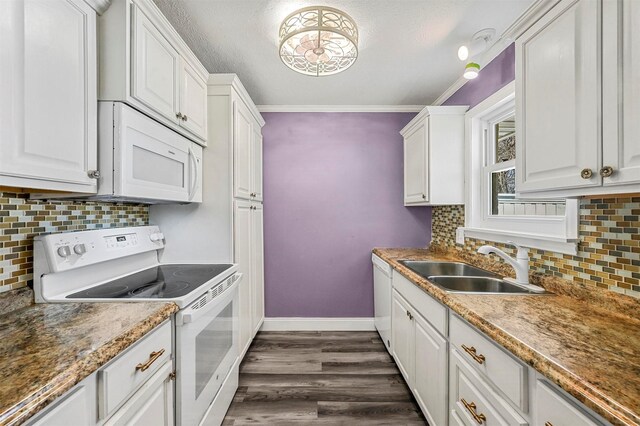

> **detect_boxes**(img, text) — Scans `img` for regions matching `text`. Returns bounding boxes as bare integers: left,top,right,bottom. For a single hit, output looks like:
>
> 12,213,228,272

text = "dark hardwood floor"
222,331,427,425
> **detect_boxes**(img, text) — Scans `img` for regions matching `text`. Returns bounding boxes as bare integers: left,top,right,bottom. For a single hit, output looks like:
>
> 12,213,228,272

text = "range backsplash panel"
0,190,149,293
431,196,640,298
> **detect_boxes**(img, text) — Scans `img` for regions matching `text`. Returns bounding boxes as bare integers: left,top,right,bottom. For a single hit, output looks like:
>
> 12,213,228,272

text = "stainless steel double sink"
398,260,547,295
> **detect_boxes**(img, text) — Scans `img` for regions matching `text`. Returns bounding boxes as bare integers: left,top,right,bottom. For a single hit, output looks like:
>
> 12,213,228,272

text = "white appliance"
373,254,392,353
34,226,240,426
94,102,203,204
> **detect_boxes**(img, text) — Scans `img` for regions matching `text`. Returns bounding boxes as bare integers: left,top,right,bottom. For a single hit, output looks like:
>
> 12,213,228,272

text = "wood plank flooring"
222,331,427,425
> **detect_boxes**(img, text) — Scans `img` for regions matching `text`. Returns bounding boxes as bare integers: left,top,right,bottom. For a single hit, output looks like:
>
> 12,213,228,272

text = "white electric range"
34,225,241,426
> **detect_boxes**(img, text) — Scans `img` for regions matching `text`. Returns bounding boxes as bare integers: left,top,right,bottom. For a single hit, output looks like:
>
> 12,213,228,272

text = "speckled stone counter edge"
373,247,639,426
2,303,178,426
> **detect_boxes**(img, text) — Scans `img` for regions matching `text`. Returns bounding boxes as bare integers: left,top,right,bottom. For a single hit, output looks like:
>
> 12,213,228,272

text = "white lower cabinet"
26,321,174,426
392,288,447,426
104,361,174,426
414,311,448,426
28,374,98,426
390,272,610,426
535,380,599,426
234,199,265,357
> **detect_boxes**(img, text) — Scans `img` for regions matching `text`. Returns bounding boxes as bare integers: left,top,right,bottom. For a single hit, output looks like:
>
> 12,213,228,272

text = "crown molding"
256,105,425,113
208,73,265,126
84,0,111,14
432,0,561,106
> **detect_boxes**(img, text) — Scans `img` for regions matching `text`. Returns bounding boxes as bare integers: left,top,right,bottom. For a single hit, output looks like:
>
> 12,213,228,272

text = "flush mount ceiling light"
457,28,496,61
279,6,358,77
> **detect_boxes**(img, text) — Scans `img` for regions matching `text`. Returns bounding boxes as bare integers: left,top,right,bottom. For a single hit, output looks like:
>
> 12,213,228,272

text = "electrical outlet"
456,228,465,245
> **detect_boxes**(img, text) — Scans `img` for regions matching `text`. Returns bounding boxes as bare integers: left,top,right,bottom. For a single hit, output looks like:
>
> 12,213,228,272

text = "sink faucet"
477,242,545,293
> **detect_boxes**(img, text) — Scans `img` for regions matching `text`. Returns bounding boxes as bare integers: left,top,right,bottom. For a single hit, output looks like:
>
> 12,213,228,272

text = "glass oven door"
175,274,240,426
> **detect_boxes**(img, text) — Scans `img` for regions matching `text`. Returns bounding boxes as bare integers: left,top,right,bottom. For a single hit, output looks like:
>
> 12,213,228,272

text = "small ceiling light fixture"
457,28,496,61
279,6,358,77
463,62,480,80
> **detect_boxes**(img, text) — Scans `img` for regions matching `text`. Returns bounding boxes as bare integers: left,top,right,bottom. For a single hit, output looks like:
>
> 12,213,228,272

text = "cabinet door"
30,383,94,426
403,121,428,204
0,0,97,190
234,100,253,200
414,313,448,426
602,0,640,186
251,203,264,335
391,291,414,387
104,361,174,426
535,380,599,426
252,125,264,202
178,58,208,142
234,200,253,356
516,0,601,192
132,5,179,124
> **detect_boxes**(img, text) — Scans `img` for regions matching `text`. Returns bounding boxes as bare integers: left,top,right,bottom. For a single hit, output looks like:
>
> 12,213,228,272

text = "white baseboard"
260,317,376,331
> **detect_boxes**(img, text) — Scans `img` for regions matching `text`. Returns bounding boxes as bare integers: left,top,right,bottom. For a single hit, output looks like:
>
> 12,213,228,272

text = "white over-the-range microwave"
35,102,204,204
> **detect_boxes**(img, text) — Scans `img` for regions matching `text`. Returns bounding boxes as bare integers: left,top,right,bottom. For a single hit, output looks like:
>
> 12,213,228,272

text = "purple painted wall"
443,43,515,109
262,112,431,318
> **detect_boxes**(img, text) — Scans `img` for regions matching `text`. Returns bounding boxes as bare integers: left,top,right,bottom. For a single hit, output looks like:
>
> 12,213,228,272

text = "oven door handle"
179,273,242,325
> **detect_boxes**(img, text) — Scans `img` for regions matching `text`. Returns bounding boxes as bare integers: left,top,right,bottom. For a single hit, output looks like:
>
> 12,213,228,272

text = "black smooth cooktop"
66,264,234,300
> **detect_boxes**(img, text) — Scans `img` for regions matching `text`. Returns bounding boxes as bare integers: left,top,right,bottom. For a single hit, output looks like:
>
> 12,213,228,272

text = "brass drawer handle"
545,422,553,426
461,344,486,364
461,398,486,424
135,349,165,372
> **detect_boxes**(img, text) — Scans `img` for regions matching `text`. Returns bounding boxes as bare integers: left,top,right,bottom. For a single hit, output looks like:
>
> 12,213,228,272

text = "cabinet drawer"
450,348,528,426
535,380,600,426
392,270,447,336
99,321,172,419
450,314,527,411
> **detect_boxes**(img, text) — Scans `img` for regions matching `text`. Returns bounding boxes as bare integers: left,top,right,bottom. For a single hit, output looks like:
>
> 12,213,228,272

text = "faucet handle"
507,241,529,259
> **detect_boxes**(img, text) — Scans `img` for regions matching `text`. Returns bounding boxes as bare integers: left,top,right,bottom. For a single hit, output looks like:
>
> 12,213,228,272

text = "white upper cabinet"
99,0,208,145
400,106,467,206
0,0,98,193
516,0,640,196
233,100,254,201
232,96,263,202
516,0,601,193
132,6,180,124
179,58,208,141
252,126,264,202
602,0,640,187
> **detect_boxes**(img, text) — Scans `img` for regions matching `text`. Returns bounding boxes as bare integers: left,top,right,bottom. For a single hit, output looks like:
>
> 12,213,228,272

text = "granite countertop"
373,248,640,426
0,301,179,426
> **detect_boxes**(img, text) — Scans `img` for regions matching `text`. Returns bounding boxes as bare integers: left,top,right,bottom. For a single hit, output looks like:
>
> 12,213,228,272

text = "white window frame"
460,81,579,255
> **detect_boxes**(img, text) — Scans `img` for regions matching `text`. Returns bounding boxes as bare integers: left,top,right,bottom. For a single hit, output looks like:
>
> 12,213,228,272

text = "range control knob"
57,246,72,258
149,232,165,242
73,244,87,255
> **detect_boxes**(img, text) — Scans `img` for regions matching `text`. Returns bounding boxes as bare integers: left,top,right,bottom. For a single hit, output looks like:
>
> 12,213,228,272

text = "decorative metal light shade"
279,6,358,77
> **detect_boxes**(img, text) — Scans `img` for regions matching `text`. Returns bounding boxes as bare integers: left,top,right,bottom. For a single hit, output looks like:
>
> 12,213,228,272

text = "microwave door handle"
180,273,242,325
188,147,198,201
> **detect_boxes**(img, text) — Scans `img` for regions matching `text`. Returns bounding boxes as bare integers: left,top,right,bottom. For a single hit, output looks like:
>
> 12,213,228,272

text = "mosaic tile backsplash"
0,190,149,293
431,196,640,298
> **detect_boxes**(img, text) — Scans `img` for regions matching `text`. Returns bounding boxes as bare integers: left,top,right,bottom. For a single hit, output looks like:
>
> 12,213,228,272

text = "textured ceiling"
154,0,534,106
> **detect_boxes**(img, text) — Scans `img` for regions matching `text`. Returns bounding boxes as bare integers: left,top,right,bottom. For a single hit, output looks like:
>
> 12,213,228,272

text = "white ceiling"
153,0,534,106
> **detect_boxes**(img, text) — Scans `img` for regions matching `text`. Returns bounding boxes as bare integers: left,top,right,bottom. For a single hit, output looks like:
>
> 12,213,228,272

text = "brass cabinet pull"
599,166,614,177
405,310,413,320
461,344,486,364
421,194,426,200
544,422,553,426
461,398,487,424
176,112,184,120
135,349,165,372
580,168,593,179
